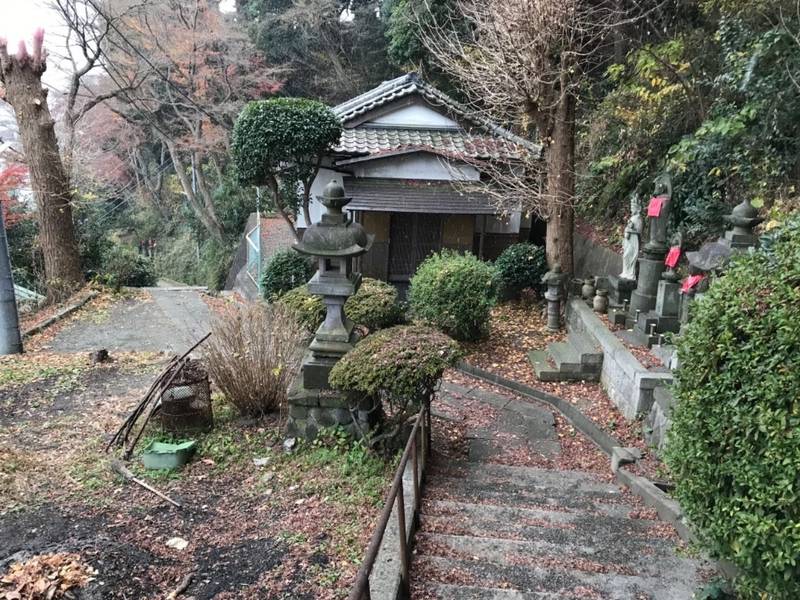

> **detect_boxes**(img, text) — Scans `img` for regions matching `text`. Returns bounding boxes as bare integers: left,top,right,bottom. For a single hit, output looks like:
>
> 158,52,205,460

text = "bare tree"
418,0,643,271
80,0,282,243
0,31,84,298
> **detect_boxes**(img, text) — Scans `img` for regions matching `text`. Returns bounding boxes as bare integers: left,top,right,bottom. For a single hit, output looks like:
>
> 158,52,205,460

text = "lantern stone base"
286,375,381,441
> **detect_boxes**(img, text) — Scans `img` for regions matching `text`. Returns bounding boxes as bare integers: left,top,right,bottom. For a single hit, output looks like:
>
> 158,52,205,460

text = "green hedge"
261,249,314,300
277,278,401,332
665,218,800,599
408,250,497,341
494,242,547,295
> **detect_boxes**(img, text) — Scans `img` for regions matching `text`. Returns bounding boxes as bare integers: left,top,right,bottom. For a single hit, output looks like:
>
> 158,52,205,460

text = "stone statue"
620,193,643,280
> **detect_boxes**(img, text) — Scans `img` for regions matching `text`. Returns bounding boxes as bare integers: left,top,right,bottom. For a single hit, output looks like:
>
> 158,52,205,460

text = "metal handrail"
348,401,432,600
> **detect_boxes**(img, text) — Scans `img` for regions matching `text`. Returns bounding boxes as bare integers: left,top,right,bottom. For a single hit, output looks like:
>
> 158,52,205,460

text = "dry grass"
204,302,304,417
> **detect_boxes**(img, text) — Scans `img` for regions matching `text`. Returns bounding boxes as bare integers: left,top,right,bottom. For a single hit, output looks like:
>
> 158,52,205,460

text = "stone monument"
608,193,643,306
286,181,379,441
629,175,672,316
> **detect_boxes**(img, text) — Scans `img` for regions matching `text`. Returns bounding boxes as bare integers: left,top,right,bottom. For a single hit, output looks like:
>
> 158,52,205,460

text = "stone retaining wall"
566,299,672,420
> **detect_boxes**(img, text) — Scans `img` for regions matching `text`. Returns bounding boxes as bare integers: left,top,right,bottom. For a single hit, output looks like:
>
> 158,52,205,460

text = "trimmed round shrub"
329,325,462,420
276,285,325,331
494,242,547,295
408,250,497,341
664,218,800,599
261,249,313,300
277,278,402,333
344,278,402,331
100,245,157,290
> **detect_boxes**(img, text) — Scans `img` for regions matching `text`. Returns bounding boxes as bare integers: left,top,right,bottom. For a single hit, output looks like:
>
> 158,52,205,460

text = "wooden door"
388,213,442,281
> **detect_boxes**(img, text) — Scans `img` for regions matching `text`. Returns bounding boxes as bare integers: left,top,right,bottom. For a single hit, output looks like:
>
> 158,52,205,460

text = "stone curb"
22,291,100,340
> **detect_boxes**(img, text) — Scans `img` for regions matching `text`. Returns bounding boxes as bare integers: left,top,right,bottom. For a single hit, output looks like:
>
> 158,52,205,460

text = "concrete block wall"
566,299,672,420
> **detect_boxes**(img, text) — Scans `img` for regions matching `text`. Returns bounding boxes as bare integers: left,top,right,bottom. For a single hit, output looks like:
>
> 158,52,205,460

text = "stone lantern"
287,181,375,440
723,198,763,249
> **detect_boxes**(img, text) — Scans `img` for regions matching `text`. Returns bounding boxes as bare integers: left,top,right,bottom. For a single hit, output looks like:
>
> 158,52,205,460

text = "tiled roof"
333,73,542,158
259,215,296,260
343,177,497,215
335,127,525,161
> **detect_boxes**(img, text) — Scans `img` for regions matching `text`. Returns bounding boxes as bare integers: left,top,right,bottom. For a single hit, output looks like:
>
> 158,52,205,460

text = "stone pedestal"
629,252,666,314
655,280,680,317
287,377,381,441
608,275,636,305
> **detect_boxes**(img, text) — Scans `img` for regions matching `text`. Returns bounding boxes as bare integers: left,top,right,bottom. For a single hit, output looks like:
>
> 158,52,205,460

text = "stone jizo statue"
620,193,643,280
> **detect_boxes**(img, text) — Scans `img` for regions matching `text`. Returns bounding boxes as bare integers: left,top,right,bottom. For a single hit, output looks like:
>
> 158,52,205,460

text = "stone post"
542,264,567,332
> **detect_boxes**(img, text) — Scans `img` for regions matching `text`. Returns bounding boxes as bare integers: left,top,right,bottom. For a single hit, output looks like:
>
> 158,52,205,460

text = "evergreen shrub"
665,217,800,599
261,249,313,300
277,278,402,333
329,325,461,421
494,242,547,296
408,250,497,341
101,245,157,290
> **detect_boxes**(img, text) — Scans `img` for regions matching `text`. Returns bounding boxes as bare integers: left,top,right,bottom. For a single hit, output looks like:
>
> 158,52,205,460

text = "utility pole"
0,204,22,354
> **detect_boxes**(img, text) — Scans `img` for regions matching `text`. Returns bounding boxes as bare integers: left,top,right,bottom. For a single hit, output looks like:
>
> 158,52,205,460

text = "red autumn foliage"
0,163,30,227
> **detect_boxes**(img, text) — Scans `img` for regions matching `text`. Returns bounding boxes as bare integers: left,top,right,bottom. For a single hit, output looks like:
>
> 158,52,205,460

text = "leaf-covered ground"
464,299,666,481
1,293,393,599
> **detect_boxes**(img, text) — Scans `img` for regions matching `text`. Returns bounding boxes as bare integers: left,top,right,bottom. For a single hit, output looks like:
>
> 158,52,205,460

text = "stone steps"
411,376,710,600
527,332,603,382
415,553,699,600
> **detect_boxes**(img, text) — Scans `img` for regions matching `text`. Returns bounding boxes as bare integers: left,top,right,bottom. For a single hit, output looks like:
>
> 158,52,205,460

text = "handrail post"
397,478,409,597
412,432,420,516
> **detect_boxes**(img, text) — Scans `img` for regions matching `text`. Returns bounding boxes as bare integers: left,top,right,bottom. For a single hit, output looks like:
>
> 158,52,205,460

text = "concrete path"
412,380,710,599
48,286,212,355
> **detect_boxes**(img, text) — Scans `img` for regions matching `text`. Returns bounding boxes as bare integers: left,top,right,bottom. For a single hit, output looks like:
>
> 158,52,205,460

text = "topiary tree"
261,249,314,300
329,324,462,438
277,278,402,333
408,250,497,341
231,98,342,240
494,242,547,298
665,217,800,599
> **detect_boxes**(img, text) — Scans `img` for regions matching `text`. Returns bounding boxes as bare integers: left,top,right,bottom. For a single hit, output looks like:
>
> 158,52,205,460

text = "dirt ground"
1,291,391,600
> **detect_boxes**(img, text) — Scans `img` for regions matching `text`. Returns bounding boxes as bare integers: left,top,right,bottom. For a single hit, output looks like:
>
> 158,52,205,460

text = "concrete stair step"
566,332,603,368
416,532,695,577
527,350,561,382
419,583,557,599
419,500,672,555
548,341,582,372
424,477,633,517
413,553,700,600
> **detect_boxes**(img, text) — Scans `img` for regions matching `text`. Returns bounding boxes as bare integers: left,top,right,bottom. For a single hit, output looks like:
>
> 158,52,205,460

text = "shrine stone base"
287,375,381,441
608,275,636,305
629,256,666,315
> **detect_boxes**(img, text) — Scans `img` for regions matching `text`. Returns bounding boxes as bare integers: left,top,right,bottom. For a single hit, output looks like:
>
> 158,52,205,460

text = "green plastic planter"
141,440,197,470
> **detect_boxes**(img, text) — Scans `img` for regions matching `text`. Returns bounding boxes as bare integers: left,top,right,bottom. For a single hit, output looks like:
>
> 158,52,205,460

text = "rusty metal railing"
348,401,432,600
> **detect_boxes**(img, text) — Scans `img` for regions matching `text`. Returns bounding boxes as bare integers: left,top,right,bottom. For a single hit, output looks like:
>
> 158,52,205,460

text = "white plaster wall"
300,167,340,229
352,153,480,181
366,101,460,129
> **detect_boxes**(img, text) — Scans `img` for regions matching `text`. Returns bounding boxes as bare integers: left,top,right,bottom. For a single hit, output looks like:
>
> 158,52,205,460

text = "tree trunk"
164,141,226,243
0,41,83,299
268,176,301,243
544,89,576,273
